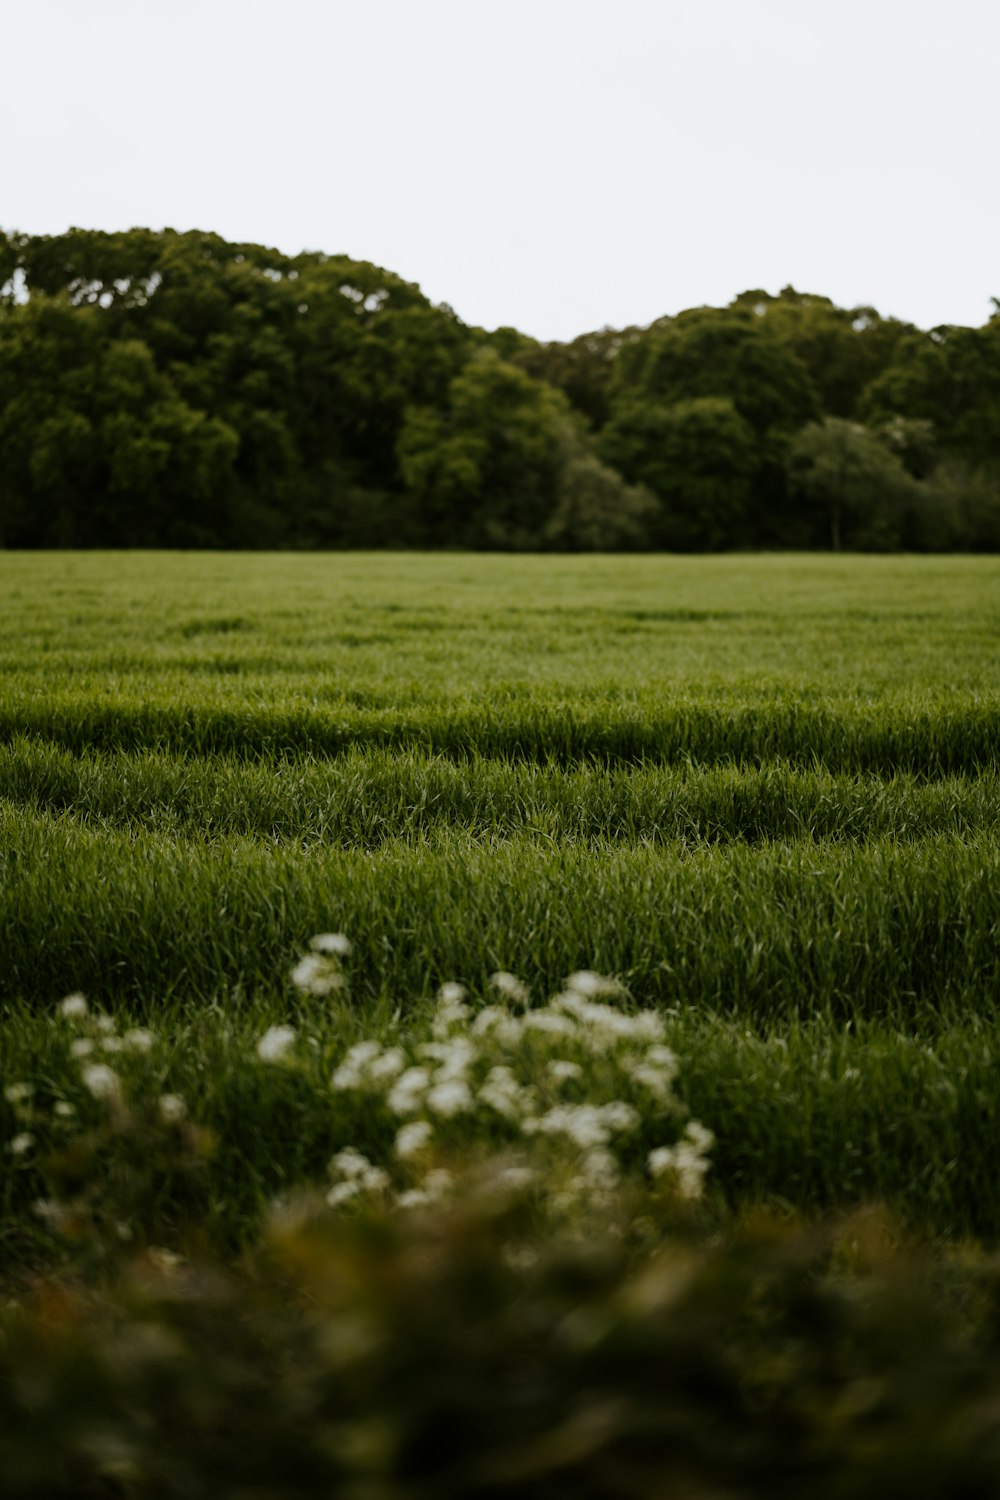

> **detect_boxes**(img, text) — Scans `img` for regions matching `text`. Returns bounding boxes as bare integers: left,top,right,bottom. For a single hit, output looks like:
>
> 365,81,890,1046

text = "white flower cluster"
313,960,713,1214
254,932,357,1065
648,1120,716,1200
3,994,188,1174
51,993,160,1111
290,932,352,997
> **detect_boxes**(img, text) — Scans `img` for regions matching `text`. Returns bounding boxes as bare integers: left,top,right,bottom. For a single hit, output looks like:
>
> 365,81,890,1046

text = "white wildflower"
387,1066,431,1115
8,1132,34,1156
600,1100,641,1134
69,1038,94,1058
471,1007,523,1046
54,1101,75,1119
671,1144,710,1199
343,1041,382,1068
647,1145,676,1179
331,1063,362,1091
419,1037,475,1079
523,1104,611,1150
631,1011,667,1043
328,1148,389,1194
331,1040,380,1090
4,1083,33,1105
33,1198,68,1228
310,932,352,957
330,1147,374,1180
93,1013,116,1035
256,1025,297,1062
100,1035,123,1054
471,1005,508,1036
326,1179,363,1208
626,1064,674,1100
123,1028,155,1053
422,1168,453,1200
367,1047,406,1083
426,1078,474,1117
158,1093,187,1124
495,1164,537,1192
290,953,345,996
522,1010,576,1037
565,970,617,998
394,1120,433,1159
568,970,605,996
683,1119,715,1152
479,1066,529,1120
489,971,529,1006
81,1063,122,1105
58,993,89,1020
437,981,467,1005
581,1148,620,1187
547,1059,583,1084
648,1122,713,1200
645,1044,677,1069
398,1188,431,1209
431,1001,470,1038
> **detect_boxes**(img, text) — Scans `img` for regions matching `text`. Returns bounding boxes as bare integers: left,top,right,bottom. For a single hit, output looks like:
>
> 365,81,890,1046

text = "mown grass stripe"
3,810,998,1025
2,696,998,773
1,737,999,847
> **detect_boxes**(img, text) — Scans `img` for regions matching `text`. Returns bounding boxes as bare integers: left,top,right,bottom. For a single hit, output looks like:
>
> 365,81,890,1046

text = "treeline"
1,227,999,550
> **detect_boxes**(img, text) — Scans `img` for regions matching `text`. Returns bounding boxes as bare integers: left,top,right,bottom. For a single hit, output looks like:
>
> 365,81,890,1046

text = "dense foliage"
2,228,998,549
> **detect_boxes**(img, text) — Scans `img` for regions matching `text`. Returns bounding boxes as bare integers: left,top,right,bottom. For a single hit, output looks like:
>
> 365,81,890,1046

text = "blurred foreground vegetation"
9,1199,1000,1498
2,226,999,551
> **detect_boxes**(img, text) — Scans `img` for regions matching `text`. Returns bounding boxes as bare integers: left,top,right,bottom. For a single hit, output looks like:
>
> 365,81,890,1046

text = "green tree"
601,396,759,550
0,296,238,547
398,351,577,548
611,306,819,437
861,319,1000,469
786,418,920,551
729,287,914,418
543,451,659,551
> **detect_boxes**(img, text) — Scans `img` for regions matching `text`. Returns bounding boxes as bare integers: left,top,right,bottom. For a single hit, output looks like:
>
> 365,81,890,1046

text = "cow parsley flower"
256,1025,297,1062
58,993,89,1020
547,1059,583,1084
522,1010,576,1037
387,1066,431,1115
426,1078,474,1117
489,971,529,1006
123,1028,156,1053
290,953,345,996
394,1120,433,1158
81,1064,122,1105
437,982,467,1005
310,932,352,957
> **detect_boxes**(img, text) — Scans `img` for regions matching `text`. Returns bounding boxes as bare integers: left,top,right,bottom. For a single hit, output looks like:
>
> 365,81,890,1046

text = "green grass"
2,551,1000,1244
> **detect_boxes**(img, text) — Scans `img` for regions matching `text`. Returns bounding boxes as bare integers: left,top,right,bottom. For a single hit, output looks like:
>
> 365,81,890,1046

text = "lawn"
3,551,998,1242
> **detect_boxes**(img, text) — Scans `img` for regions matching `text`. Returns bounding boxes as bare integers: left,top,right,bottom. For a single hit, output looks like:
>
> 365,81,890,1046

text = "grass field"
3,551,1000,1249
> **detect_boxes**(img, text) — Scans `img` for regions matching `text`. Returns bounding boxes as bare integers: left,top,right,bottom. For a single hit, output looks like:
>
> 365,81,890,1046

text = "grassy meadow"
6,550,1000,1494
3,551,999,1245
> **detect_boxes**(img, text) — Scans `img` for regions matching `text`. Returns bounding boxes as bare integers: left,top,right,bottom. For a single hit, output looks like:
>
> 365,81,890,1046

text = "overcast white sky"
4,0,998,340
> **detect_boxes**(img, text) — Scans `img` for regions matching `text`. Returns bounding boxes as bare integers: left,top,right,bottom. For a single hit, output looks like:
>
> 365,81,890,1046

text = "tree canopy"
1,226,997,551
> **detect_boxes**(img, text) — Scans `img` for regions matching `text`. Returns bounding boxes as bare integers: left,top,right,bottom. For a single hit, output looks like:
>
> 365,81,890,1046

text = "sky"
4,0,998,341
